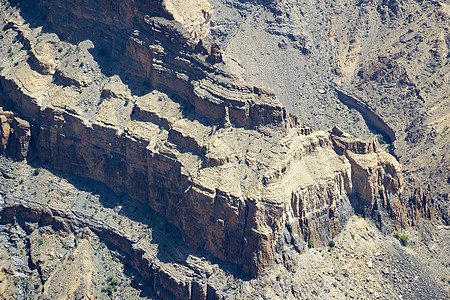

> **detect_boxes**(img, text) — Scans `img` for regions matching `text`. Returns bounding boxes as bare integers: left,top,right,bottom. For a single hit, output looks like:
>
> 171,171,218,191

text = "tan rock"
0,0,406,278
11,117,31,160
0,115,10,152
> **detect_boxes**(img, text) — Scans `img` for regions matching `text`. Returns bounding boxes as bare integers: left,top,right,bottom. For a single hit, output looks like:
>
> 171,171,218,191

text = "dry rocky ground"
0,156,448,299
0,157,158,299
210,0,450,205
0,0,448,299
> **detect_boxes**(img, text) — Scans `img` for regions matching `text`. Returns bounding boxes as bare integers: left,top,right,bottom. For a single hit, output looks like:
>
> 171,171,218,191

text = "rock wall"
0,0,406,278
0,203,201,299
327,0,449,224
30,0,294,132
332,83,396,143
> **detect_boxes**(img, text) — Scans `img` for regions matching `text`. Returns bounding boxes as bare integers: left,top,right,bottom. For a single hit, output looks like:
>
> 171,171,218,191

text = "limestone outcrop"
0,0,406,280
30,0,291,132
3,154,449,300
0,111,31,160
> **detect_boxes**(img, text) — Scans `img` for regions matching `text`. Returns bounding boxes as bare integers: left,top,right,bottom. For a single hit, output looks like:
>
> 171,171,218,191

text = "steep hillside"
210,0,449,223
0,0,448,299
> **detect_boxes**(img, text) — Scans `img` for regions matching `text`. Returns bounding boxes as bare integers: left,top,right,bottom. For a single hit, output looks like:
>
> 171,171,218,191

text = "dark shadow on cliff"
332,84,395,144
122,264,157,298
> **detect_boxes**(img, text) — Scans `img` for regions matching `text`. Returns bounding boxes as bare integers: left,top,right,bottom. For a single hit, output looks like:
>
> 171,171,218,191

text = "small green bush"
394,232,409,246
342,269,349,277
376,134,386,144
107,275,119,285
308,240,314,248
102,285,117,295
328,240,335,247
33,168,40,176
399,235,409,246
102,275,119,295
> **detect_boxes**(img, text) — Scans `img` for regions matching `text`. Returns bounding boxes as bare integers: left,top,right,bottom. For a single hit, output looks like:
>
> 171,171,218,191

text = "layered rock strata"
29,0,294,132
0,158,230,300
1,156,448,300
327,0,450,222
0,0,405,277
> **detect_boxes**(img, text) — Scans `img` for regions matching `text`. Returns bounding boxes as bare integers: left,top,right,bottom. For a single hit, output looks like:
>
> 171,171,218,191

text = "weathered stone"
0,0,407,279
0,112,31,160
11,117,31,160
0,114,11,152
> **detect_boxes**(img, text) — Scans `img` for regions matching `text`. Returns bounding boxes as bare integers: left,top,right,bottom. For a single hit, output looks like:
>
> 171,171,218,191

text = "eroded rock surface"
1,0,448,299
0,157,448,299
326,0,450,221
209,0,449,224
0,111,31,159
0,0,407,279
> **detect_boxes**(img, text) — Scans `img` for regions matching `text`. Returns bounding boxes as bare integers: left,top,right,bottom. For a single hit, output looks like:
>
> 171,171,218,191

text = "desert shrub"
394,232,409,246
376,134,386,144
399,235,409,246
107,275,119,285
102,285,117,295
308,240,314,248
102,275,119,295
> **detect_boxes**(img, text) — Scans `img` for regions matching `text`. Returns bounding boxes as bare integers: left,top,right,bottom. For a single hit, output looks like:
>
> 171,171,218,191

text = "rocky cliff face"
326,0,450,222
30,0,294,132
0,0,409,281
1,156,447,299
209,0,448,224
0,111,31,160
